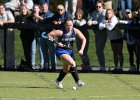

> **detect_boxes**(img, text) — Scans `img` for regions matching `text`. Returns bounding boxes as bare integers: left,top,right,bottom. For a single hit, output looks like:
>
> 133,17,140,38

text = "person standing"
51,4,72,26
82,0,97,18
20,0,34,10
121,9,137,72
73,8,91,71
47,18,85,89
33,0,50,5
87,0,107,71
31,4,44,70
64,0,77,18
16,4,34,70
120,0,132,17
0,4,15,69
99,9,124,71
40,2,55,71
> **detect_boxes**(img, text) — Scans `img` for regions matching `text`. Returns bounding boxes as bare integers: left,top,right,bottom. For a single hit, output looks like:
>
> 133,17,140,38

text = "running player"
47,18,86,89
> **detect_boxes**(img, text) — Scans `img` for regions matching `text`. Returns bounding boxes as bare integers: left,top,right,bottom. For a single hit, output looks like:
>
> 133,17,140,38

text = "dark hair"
64,17,73,23
0,4,5,8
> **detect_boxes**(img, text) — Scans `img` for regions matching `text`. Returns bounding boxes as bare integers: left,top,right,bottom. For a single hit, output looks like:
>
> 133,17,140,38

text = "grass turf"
0,71,140,100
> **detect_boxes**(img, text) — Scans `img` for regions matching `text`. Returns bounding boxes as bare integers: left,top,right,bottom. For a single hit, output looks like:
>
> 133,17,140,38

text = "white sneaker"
55,79,63,89
77,80,85,87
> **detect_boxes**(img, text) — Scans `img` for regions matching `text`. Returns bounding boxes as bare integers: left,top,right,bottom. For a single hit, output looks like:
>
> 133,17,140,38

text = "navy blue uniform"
55,28,76,59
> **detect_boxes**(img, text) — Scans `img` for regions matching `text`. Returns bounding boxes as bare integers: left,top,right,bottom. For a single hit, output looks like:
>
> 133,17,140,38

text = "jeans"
40,36,56,70
31,37,44,68
112,0,119,14
65,0,77,18
120,0,132,13
94,30,107,67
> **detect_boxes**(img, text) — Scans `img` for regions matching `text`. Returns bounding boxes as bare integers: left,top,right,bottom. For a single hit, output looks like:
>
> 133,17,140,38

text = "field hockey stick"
41,32,79,52
41,32,88,62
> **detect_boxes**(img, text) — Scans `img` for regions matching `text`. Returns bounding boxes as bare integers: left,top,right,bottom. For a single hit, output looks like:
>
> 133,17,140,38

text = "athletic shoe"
55,79,63,89
128,66,137,72
99,67,106,72
32,66,35,70
77,80,85,87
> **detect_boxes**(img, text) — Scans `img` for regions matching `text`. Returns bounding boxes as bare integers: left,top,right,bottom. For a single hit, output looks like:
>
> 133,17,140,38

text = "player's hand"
0,21,4,26
87,20,92,26
48,36,54,41
78,49,83,56
57,42,64,47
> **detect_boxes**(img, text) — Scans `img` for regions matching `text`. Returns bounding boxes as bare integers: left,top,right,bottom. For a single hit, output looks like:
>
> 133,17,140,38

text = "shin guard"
70,67,79,83
57,69,67,82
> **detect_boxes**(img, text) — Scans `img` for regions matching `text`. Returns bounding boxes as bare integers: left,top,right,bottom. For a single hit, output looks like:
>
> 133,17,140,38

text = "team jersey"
57,27,76,49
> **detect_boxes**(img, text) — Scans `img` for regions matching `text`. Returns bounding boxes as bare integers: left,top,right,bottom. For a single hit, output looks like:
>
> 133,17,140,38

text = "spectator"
99,9,124,71
31,4,44,70
120,0,132,17
49,0,64,13
32,0,39,4
130,7,140,71
82,0,97,18
20,0,34,10
0,4,15,69
121,9,137,72
51,4,72,26
48,18,85,89
4,0,34,16
103,0,112,10
4,0,20,16
77,0,83,9
87,0,107,71
112,0,122,19
39,0,50,6
16,4,34,70
40,2,55,71
73,8,91,71
64,0,77,18
132,0,140,11
112,0,119,14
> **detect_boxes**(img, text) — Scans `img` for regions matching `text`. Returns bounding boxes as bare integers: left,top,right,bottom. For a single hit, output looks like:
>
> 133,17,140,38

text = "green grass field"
0,71,140,100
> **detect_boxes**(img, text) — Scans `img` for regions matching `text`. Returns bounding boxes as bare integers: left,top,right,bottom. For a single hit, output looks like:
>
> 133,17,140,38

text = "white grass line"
89,94,140,98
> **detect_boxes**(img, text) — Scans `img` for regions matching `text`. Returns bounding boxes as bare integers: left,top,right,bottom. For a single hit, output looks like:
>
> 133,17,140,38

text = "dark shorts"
110,38,123,43
55,48,74,60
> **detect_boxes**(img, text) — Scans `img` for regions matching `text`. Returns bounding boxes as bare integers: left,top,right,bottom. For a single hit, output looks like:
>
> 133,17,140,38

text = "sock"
70,67,79,83
57,70,67,82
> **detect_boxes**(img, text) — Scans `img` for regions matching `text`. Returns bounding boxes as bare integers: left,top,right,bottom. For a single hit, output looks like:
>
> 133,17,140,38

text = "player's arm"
74,28,86,55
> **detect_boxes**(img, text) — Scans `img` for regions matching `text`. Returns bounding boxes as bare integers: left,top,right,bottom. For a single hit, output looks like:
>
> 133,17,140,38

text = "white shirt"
99,15,123,40
73,19,86,26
